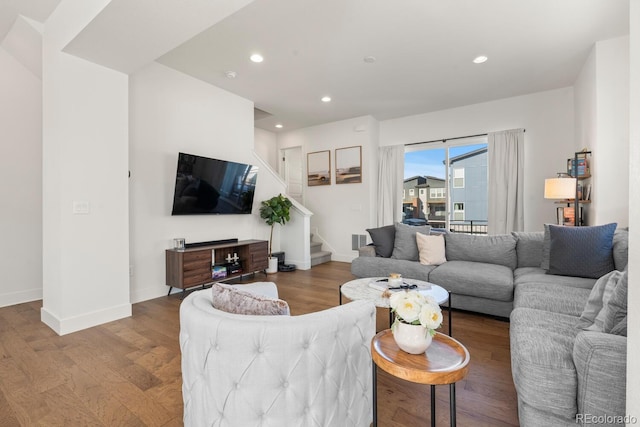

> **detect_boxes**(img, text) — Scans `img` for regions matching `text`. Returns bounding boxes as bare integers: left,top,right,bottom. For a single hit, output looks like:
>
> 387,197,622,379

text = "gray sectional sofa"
351,222,629,426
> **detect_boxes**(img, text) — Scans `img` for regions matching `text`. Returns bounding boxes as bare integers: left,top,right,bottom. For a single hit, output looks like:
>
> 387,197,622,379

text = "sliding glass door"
404,137,488,234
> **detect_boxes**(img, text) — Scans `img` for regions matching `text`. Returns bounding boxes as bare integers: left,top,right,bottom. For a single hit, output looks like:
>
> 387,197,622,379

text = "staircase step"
310,241,323,253
310,250,332,267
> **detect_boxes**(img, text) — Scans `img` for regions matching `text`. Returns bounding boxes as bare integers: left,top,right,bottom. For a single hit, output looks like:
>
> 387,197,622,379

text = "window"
453,203,465,220
409,189,415,196
453,168,465,188
404,137,487,232
419,188,425,196
429,188,445,198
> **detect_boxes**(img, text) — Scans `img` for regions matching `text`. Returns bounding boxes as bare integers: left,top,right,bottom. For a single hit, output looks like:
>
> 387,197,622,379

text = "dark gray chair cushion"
366,225,395,258
444,232,517,270
548,223,616,279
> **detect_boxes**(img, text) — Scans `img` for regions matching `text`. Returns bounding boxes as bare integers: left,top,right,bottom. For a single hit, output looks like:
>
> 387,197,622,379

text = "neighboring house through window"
453,202,465,220
430,188,445,198
453,168,465,188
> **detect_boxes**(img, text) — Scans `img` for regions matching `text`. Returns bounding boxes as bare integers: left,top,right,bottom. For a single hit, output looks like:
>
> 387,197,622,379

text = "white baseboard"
41,303,132,336
130,284,170,304
0,288,43,308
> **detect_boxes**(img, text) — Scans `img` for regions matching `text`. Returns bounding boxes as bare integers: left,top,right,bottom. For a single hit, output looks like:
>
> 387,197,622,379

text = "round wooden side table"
371,330,470,426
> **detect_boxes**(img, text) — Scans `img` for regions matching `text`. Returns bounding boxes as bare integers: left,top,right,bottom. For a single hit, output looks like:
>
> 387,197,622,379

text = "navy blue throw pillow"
548,223,617,279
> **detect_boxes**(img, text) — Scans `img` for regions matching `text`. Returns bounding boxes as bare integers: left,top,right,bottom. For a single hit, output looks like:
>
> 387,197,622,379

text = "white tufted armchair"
180,287,376,427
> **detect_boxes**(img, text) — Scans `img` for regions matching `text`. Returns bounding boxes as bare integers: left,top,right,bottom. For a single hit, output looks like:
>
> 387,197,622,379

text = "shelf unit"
563,150,592,226
165,239,268,296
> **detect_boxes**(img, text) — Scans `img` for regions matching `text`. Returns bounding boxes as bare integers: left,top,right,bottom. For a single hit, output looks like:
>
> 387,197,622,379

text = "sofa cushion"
444,233,517,270
513,231,544,268
416,232,446,265
211,283,290,316
366,225,395,258
548,223,616,279
428,260,513,302
513,282,590,316
510,307,580,418
514,267,596,290
351,256,436,281
391,222,431,261
576,270,623,331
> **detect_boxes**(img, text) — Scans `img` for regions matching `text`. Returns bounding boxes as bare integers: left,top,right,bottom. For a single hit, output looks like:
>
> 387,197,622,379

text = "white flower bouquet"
389,290,443,336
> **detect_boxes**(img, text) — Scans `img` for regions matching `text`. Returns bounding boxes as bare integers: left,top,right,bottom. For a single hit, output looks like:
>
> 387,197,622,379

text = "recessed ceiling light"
275,124,283,129
363,56,376,63
473,55,488,64
225,71,237,79
321,96,332,103
250,53,264,63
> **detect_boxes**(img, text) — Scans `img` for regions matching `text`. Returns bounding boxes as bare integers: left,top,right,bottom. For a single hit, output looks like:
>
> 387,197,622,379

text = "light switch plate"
73,201,90,214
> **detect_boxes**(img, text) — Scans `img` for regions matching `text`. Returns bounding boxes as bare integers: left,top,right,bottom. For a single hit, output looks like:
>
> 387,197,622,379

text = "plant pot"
392,322,433,354
266,257,279,274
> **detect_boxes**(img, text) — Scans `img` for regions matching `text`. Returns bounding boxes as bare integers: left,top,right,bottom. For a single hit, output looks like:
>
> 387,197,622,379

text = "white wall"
575,37,630,228
627,0,639,417
0,47,42,307
41,0,131,335
278,116,379,261
129,62,285,302
594,37,630,227
254,127,278,170
380,88,575,231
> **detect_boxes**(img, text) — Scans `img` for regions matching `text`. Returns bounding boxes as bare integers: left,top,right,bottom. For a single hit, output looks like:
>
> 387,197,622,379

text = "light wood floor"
0,262,519,426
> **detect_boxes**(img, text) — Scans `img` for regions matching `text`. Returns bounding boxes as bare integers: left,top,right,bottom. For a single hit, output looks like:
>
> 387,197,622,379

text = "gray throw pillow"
548,223,616,279
609,315,627,337
603,269,628,333
576,270,622,331
366,225,396,258
612,228,629,271
390,222,431,261
540,224,551,270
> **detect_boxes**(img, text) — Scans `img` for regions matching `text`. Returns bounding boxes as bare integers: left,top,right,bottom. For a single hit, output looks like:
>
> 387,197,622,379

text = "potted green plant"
259,194,293,273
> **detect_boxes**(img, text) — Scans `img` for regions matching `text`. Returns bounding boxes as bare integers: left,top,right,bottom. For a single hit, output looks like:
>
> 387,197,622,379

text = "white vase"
392,322,433,354
266,257,279,274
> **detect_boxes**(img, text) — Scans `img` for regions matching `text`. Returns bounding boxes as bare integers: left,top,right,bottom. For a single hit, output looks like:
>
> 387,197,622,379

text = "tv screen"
171,153,258,215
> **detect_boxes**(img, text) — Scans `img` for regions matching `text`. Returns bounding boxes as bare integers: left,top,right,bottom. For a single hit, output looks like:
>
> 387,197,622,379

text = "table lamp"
544,173,576,200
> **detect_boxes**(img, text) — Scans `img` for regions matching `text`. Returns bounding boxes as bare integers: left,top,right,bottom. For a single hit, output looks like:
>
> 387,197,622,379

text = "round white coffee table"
340,277,452,335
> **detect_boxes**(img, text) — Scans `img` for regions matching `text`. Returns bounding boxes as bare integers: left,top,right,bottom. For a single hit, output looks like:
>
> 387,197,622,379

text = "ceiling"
156,0,630,131
2,0,630,133
0,0,60,40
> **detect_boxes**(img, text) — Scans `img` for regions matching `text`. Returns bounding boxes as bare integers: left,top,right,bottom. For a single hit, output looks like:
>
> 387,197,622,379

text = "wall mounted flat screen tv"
171,152,258,215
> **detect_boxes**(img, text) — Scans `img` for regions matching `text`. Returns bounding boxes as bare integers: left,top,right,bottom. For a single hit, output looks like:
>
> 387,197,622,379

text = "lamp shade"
544,177,577,199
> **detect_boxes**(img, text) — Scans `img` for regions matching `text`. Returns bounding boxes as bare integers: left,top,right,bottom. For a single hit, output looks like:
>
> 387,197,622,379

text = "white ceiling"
156,0,630,131
2,0,630,133
0,0,60,40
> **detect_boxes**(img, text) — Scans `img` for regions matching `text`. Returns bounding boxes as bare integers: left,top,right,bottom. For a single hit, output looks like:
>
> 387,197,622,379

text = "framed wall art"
307,150,331,186
335,145,362,184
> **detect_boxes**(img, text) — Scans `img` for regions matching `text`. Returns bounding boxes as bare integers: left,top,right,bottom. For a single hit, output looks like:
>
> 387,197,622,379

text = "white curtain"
487,129,524,234
377,145,404,226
